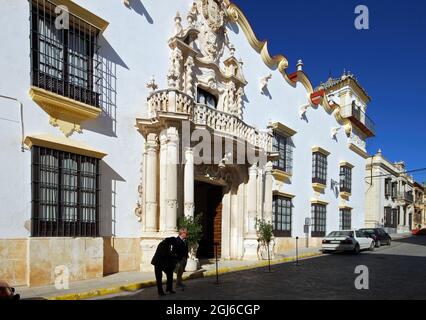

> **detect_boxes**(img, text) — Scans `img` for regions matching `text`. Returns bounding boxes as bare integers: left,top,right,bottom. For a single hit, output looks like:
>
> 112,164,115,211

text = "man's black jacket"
151,237,188,270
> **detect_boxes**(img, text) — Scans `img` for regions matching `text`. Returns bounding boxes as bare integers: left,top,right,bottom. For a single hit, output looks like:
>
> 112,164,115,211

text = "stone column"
159,133,168,232
264,161,273,223
145,133,159,232
247,163,258,235
243,163,259,260
184,148,194,218
166,127,179,232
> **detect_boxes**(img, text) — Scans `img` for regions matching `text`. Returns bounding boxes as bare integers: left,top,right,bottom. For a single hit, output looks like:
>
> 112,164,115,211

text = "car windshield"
327,231,354,237
360,229,375,234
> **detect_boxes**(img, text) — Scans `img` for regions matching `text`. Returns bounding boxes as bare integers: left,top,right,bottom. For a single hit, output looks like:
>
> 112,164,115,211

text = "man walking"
151,237,179,296
175,228,189,289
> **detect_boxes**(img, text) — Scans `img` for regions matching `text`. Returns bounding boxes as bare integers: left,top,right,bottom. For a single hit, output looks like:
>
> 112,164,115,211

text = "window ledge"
273,190,296,199
312,146,330,156
50,0,109,31
24,134,107,159
272,169,292,182
310,198,329,205
269,121,297,137
312,182,326,193
29,86,102,137
340,191,352,200
339,161,355,169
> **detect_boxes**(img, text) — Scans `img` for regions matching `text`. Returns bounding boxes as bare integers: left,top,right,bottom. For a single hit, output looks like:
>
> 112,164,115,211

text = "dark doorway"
194,181,223,259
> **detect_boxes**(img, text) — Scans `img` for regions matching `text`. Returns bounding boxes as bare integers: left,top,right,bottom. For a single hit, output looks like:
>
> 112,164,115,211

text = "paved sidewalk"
17,246,322,300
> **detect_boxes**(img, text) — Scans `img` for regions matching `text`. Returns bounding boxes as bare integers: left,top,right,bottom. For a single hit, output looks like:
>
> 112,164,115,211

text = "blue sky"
233,0,426,182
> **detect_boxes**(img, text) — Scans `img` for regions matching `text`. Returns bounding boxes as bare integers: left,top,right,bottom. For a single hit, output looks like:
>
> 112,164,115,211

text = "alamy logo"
354,5,369,30
354,265,369,290
55,5,69,30
54,265,70,290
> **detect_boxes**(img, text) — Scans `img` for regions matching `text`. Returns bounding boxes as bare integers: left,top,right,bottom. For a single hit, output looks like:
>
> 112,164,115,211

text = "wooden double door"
194,181,223,259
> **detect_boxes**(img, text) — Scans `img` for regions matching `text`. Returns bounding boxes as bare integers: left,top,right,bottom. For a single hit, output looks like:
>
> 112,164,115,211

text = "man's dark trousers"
155,266,173,293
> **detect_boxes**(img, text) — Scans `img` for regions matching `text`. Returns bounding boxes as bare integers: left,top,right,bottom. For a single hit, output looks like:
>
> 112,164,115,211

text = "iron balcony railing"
397,192,414,203
341,104,376,136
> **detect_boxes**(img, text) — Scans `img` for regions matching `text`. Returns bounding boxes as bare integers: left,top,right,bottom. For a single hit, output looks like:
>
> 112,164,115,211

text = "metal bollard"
214,242,219,285
294,237,300,266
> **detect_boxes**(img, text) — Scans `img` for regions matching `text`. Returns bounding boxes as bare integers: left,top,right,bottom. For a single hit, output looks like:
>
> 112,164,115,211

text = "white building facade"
0,0,374,287
365,150,414,234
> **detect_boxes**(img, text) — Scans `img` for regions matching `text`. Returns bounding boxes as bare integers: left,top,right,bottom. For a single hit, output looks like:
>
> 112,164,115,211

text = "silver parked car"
321,230,375,254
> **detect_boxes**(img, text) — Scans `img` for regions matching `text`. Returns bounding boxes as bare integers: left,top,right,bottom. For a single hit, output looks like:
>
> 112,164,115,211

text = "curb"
45,251,322,300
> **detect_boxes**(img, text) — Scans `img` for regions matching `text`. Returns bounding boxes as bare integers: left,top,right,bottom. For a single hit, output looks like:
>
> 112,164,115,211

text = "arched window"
197,87,217,109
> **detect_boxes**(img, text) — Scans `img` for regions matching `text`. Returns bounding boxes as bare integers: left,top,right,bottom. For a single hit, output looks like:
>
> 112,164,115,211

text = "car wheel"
353,244,360,254
322,250,330,254
369,242,375,251
375,240,381,248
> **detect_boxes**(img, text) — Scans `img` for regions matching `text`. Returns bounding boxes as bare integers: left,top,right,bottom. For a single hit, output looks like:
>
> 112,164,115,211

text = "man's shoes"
166,290,176,294
158,291,166,297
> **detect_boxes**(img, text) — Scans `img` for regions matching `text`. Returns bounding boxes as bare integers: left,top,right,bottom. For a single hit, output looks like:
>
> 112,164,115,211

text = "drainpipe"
0,94,26,152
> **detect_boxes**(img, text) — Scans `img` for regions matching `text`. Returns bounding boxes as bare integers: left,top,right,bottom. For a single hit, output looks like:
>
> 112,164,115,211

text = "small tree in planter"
178,214,203,271
255,218,275,263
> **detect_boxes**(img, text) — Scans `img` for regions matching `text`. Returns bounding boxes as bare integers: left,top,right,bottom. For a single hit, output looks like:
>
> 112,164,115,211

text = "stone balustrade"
147,89,193,116
147,89,272,151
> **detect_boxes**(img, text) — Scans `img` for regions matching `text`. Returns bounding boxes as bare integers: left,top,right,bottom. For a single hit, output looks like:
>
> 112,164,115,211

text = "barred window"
339,166,352,193
384,178,391,197
391,182,398,199
272,196,292,237
311,204,327,237
273,133,293,174
30,0,101,107
340,209,352,230
312,152,327,185
31,146,100,237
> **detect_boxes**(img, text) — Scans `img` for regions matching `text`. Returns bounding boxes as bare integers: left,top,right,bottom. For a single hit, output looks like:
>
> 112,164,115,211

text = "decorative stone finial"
229,44,236,57
260,74,272,94
296,59,304,71
146,75,158,93
174,12,183,36
187,2,198,27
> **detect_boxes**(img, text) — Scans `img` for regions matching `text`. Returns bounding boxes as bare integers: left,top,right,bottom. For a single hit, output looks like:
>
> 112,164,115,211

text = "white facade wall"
228,29,367,239
0,0,373,285
0,0,195,239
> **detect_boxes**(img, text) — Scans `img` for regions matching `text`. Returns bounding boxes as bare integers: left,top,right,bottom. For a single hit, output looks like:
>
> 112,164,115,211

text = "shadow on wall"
100,161,126,275
103,237,120,275
82,36,129,137
99,161,126,238
124,0,154,24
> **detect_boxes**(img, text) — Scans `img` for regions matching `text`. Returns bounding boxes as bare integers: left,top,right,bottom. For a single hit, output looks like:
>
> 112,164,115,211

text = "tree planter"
257,240,275,260
185,258,200,272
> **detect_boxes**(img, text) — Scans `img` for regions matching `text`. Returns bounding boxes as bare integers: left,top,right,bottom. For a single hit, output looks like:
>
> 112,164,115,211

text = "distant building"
413,182,425,229
365,150,414,234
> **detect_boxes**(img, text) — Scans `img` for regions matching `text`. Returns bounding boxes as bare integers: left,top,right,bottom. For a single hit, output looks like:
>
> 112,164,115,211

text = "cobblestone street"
101,236,426,300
